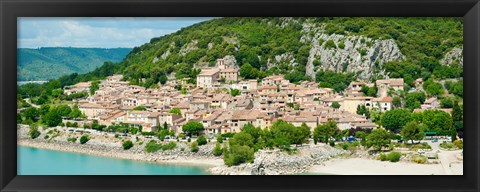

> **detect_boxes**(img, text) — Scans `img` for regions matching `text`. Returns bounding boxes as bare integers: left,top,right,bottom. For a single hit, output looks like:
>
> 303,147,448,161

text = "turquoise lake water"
17,146,210,175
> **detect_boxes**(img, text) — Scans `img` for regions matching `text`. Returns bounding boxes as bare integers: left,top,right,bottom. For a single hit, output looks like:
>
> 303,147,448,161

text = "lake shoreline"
17,139,223,168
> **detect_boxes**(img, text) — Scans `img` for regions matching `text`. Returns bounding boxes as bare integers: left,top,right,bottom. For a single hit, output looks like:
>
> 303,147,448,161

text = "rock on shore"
209,145,347,175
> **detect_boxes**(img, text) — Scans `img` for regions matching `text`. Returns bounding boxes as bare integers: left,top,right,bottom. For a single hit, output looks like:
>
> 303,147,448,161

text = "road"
423,139,463,175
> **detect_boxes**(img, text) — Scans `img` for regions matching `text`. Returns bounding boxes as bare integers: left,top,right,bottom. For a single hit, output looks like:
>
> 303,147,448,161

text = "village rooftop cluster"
65,59,445,137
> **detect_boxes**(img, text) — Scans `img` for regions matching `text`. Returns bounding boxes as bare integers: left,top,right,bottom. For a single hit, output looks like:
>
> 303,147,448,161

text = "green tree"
440,97,454,108
132,106,147,111
313,119,338,144
169,108,182,116
57,105,72,117
392,96,402,108
197,135,208,146
292,123,311,146
451,101,463,131
405,92,426,110
90,80,100,95
400,121,425,144
230,89,241,97
28,124,41,139
366,129,391,150
216,134,224,143
331,101,341,109
69,104,83,119
23,107,39,122
122,140,134,150
42,108,62,127
423,78,444,96
213,142,223,156
239,63,259,79
191,141,199,152
80,135,90,144
381,109,412,132
422,110,453,133
229,132,254,148
182,121,204,137
223,144,255,166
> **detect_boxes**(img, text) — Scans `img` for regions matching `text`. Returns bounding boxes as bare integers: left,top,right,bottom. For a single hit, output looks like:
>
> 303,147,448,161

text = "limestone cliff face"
304,33,404,80
440,46,463,66
265,21,405,81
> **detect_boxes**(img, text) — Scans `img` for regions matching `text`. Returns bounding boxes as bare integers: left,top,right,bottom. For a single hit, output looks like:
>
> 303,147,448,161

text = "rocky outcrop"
209,145,346,175
440,46,463,66
179,40,199,56
220,55,239,69
304,33,404,80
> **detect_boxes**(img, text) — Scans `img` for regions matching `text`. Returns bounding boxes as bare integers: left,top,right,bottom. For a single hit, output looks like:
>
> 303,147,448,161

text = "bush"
145,140,162,153
440,142,455,149
67,137,77,143
341,143,349,150
43,135,49,139
387,152,401,162
224,145,255,166
213,143,223,156
79,135,90,144
28,125,41,139
122,140,134,150
187,138,191,143
412,155,427,164
338,42,345,49
191,141,199,152
325,40,337,49
216,135,223,143
197,135,207,146
162,142,177,151
378,153,388,161
329,141,335,147
453,140,463,149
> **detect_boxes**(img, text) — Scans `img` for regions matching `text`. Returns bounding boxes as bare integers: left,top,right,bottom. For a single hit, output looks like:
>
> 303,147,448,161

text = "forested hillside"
52,17,463,88
18,47,131,81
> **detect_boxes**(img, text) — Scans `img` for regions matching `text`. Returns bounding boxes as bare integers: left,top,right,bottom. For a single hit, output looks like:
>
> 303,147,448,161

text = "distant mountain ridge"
18,47,132,81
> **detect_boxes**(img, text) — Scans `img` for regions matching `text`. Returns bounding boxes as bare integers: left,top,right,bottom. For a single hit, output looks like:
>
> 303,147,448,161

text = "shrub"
387,152,401,162
440,142,455,149
216,135,223,143
43,135,50,139
67,137,77,143
325,40,337,49
145,140,162,153
28,125,41,139
453,140,463,149
224,145,255,166
122,140,134,150
114,134,120,138
187,138,191,143
341,143,349,150
213,143,223,156
191,141,199,152
197,135,207,146
338,42,345,49
329,141,335,147
378,153,388,161
412,155,427,164
80,135,90,144
359,48,368,56
162,142,177,151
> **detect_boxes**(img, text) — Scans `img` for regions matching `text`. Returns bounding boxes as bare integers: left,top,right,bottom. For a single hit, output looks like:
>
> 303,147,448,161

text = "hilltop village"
62,59,441,137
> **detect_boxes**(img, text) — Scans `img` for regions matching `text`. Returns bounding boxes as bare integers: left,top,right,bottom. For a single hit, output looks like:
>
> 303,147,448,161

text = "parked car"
346,136,357,142
165,136,171,140
418,149,426,154
432,138,438,143
122,133,128,137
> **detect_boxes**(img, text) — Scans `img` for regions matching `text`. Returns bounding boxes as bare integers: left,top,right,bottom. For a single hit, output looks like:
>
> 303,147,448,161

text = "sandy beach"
309,158,454,175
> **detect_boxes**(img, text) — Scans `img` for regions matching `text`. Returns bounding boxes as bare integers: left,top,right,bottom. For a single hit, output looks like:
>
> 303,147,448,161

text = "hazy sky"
18,17,214,48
